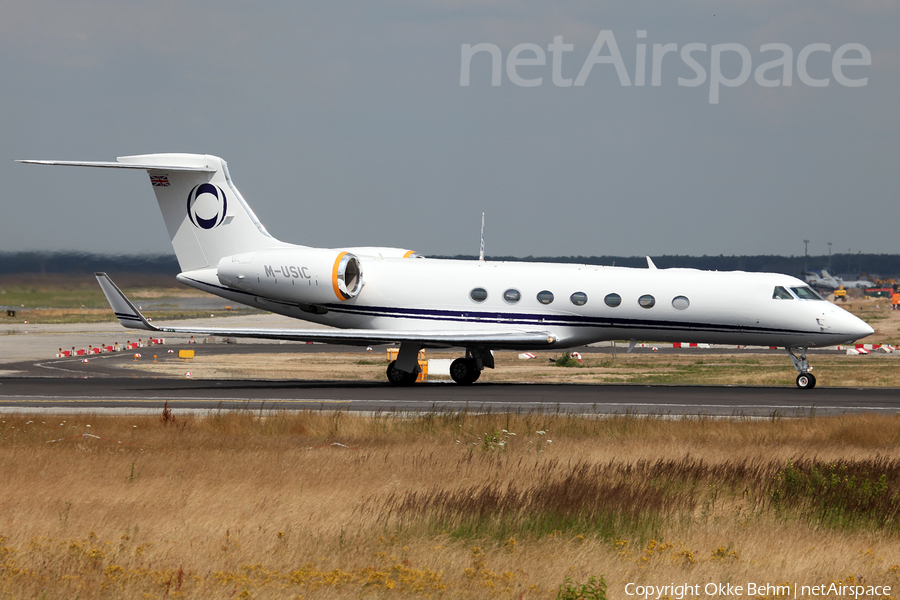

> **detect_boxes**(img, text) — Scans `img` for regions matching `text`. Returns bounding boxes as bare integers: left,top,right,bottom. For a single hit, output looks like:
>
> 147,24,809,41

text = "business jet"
19,154,874,389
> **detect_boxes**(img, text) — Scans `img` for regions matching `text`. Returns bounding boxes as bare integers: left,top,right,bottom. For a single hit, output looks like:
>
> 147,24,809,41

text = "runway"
1,320,897,416
0,349,897,417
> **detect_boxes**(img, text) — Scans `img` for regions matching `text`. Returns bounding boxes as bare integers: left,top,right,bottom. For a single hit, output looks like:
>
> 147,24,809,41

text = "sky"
3,1,898,259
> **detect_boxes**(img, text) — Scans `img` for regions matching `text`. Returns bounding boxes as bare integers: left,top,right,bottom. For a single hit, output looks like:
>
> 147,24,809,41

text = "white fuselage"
178,254,874,350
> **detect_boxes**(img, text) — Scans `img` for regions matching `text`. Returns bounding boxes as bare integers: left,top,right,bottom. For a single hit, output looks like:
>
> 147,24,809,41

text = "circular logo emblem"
186,183,228,229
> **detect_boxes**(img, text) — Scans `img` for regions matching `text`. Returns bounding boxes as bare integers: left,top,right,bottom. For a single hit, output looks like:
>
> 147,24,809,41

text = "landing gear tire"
796,373,817,390
787,348,816,390
386,360,418,386
450,358,480,385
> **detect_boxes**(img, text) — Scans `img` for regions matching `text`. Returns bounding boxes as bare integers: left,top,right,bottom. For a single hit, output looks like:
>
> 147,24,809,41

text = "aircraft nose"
838,310,874,341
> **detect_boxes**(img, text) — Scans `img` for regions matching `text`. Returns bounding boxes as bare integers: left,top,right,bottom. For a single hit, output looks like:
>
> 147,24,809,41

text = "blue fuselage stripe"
322,303,811,336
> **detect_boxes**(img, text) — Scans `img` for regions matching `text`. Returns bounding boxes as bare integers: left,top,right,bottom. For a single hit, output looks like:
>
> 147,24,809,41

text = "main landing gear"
787,347,817,389
449,357,480,385
385,345,494,386
386,360,419,386
449,347,493,385
385,343,422,387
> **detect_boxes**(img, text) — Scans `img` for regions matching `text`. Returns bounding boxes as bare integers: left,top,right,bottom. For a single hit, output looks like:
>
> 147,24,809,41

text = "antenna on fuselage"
479,212,485,261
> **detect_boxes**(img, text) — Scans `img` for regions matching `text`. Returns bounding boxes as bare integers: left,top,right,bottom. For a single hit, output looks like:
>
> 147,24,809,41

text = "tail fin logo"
186,183,229,230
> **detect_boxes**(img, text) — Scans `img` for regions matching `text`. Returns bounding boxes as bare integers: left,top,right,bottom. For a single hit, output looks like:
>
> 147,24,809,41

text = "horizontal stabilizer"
17,160,215,172
95,273,557,348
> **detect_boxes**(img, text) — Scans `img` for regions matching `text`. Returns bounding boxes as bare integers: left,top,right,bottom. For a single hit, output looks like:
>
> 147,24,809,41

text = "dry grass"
2,411,900,598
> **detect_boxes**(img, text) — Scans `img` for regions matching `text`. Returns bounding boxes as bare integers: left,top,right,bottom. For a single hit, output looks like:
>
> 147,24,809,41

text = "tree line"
2,251,899,279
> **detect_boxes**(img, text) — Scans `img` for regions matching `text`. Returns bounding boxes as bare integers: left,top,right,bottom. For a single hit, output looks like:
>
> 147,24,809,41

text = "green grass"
376,441,900,543
0,274,208,309
0,282,112,309
558,576,607,600
1,274,265,323
2,308,261,325
770,459,900,531
554,353,582,368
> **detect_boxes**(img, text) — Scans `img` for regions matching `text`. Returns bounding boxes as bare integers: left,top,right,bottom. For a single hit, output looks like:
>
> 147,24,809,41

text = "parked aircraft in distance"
20,154,874,389
804,269,874,291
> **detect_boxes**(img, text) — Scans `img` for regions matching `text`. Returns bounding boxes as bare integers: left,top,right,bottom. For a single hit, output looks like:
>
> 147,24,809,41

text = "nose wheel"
796,372,817,389
786,347,816,389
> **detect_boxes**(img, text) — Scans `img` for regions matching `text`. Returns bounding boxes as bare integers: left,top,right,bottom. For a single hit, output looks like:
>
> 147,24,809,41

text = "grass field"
0,274,262,323
3,276,900,598
2,410,900,599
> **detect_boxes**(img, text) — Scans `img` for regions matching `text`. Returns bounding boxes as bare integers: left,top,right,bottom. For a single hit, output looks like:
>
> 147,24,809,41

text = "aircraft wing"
95,273,557,348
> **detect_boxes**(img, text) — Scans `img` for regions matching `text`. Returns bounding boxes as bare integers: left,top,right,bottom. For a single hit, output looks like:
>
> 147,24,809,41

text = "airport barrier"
56,338,170,358
416,360,428,382
386,348,427,361
855,343,894,351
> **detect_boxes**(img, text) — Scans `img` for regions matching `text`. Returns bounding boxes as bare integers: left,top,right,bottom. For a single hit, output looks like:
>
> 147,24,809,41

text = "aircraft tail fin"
19,154,291,272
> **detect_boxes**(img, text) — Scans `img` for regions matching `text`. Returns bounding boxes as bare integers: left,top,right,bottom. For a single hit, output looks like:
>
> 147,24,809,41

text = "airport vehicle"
20,154,874,389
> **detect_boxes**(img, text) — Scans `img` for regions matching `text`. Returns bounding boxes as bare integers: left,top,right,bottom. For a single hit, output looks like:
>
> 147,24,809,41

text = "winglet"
646,256,657,269
95,273,159,331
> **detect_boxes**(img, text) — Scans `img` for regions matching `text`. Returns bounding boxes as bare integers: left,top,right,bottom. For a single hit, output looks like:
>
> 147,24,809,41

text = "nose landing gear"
787,347,816,389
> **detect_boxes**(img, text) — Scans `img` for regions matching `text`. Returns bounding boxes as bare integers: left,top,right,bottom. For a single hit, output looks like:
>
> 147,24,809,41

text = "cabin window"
470,288,488,302
537,290,554,305
570,292,588,306
604,293,622,307
638,294,656,309
672,296,690,310
791,286,825,300
772,286,793,300
503,289,521,304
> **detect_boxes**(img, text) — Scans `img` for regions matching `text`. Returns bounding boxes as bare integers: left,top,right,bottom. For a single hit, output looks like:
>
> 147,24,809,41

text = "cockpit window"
772,286,793,300
791,286,825,300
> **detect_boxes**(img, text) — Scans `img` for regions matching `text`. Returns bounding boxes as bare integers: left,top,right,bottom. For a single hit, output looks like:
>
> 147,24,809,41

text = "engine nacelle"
216,248,364,305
